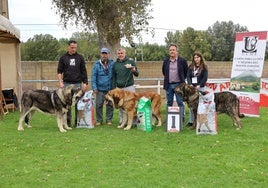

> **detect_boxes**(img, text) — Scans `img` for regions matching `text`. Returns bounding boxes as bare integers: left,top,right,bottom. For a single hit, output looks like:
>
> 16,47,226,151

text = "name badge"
192,77,197,84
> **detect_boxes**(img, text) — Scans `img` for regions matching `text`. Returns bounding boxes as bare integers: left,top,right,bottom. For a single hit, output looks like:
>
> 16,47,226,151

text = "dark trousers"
95,91,114,123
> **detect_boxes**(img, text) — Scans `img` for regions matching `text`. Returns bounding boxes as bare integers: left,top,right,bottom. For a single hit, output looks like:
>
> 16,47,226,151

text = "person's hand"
94,90,98,94
82,83,88,91
131,66,136,72
59,82,64,88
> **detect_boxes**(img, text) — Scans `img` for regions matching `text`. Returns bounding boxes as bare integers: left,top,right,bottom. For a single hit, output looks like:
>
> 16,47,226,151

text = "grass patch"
0,107,268,187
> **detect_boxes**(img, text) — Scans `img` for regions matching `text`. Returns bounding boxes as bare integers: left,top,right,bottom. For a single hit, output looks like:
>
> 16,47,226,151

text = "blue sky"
8,0,268,44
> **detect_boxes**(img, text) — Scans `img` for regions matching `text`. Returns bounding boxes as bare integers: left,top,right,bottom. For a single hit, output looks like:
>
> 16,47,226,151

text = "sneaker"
107,121,112,125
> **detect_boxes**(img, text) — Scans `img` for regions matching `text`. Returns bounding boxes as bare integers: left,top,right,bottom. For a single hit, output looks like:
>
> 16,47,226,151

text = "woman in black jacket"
186,51,208,127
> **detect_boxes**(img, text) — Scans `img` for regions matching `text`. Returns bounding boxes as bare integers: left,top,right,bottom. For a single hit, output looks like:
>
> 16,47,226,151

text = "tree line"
21,21,268,62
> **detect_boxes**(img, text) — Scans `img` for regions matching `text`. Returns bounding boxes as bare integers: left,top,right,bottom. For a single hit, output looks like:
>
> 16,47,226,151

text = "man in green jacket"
112,48,139,124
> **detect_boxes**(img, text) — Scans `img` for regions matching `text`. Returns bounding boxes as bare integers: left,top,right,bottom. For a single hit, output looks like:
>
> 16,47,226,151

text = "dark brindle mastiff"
174,83,244,129
18,85,84,132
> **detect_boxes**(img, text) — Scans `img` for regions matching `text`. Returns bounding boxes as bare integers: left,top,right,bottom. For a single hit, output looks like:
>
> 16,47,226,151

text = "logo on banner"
242,36,258,53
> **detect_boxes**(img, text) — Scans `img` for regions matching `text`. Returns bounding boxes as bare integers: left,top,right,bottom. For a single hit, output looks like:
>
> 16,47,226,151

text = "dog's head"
105,88,125,108
105,88,137,109
64,84,85,106
174,83,198,102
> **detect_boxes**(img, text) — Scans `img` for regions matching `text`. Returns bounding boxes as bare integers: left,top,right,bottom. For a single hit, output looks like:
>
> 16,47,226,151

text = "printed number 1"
171,116,176,128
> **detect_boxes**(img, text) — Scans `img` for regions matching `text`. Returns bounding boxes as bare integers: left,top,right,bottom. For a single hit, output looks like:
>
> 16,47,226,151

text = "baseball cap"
101,47,110,53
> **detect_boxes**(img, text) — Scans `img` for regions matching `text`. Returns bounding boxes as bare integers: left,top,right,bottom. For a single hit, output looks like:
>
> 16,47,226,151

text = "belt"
64,81,81,84
170,82,181,84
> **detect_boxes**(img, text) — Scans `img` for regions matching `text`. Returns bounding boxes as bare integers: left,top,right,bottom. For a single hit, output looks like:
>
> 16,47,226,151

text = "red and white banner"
205,79,230,92
260,79,268,107
230,31,267,117
205,78,268,108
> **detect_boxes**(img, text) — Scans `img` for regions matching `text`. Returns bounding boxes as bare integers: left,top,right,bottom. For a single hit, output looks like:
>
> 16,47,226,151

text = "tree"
141,43,167,61
208,21,248,61
164,31,182,47
70,32,99,61
165,29,211,61
21,34,59,61
57,38,69,60
51,0,153,59
179,28,212,60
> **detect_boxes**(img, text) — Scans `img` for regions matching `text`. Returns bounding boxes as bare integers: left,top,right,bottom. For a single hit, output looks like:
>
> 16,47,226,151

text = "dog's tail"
237,98,245,118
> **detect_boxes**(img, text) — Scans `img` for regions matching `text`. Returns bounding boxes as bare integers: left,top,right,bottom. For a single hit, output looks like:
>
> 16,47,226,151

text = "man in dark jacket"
57,40,88,127
162,43,188,120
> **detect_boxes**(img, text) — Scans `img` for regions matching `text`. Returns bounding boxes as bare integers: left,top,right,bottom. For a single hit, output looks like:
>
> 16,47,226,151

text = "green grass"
0,107,268,188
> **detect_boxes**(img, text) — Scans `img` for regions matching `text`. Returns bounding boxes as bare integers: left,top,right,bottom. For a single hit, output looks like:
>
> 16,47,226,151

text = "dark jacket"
162,56,188,90
57,52,88,84
187,67,208,87
112,57,139,88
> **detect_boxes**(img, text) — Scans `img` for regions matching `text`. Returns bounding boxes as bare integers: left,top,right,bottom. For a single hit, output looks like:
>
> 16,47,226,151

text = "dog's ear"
118,99,124,107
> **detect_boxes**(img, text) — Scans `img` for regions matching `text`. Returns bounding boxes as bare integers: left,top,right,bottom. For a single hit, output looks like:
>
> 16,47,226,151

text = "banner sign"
230,31,267,116
205,78,268,107
205,79,230,92
260,79,268,107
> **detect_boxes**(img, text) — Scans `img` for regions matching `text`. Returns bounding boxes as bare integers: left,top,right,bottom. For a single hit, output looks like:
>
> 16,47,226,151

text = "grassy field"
0,106,267,188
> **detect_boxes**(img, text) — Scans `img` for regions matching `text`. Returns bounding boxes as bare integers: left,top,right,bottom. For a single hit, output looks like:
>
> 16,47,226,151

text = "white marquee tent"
0,14,22,102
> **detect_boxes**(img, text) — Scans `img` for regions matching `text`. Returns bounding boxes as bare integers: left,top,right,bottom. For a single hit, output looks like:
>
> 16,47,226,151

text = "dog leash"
123,71,132,88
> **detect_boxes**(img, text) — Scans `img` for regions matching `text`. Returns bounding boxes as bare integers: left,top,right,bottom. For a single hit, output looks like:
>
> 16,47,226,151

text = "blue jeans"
64,82,81,126
166,83,184,107
165,83,184,119
189,86,205,123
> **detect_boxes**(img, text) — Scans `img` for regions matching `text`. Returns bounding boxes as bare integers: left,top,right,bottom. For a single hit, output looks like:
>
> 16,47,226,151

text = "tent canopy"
0,15,20,43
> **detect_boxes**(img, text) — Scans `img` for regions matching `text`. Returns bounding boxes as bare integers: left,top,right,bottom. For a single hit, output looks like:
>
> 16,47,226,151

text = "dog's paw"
117,125,124,128
17,127,24,131
124,126,131,130
59,129,67,133
156,122,162,127
25,123,32,128
64,126,72,130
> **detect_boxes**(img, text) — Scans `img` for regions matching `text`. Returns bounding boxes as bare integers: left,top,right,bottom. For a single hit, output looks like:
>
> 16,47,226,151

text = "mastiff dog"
105,88,162,130
135,91,162,127
17,84,84,132
105,88,137,130
174,83,244,129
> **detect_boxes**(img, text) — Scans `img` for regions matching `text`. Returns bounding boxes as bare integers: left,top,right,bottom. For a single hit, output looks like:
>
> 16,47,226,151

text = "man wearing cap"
91,47,114,126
